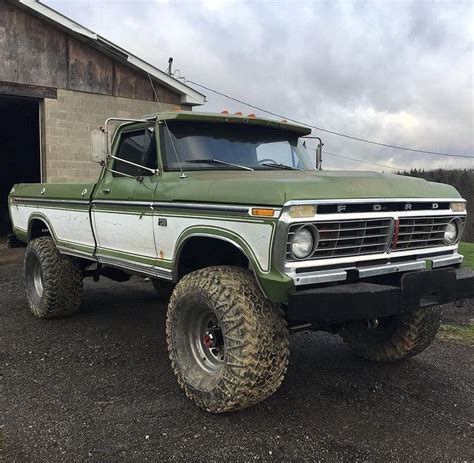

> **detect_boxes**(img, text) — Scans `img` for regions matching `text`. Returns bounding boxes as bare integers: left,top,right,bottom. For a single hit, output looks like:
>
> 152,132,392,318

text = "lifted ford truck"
8,110,474,412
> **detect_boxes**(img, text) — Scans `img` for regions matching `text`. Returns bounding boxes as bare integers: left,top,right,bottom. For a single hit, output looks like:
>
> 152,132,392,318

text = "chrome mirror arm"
105,155,160,177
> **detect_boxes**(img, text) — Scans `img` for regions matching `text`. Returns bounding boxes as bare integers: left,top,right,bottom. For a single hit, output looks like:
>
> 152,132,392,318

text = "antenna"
147,72,187,179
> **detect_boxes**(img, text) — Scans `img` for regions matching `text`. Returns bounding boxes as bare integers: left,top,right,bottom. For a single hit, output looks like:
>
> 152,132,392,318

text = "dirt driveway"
1,247,473,461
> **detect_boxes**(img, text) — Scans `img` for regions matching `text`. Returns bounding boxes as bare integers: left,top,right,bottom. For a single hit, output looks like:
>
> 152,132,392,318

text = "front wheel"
340,307,442,363
166,266,289,413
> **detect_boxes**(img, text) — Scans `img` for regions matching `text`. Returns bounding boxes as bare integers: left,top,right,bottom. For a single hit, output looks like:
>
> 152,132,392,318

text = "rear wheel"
340,307,442,362
166,266,289,413
24,237,83,318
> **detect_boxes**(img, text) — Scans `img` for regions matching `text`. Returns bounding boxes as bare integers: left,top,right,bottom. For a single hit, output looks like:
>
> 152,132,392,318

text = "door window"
113,129,157,177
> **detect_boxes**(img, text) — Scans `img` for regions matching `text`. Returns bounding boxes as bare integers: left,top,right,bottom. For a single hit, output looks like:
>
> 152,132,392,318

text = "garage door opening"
0,96,41,236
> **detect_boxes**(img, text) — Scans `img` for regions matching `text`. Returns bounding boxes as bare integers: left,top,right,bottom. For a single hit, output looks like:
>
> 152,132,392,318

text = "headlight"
444,219,459,244
291,226,317,259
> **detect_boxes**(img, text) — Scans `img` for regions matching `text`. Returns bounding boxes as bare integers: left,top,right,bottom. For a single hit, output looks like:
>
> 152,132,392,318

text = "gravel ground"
1,247,473,462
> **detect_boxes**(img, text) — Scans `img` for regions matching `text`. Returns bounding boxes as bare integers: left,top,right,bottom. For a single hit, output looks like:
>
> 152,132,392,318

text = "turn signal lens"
450,202,466,213
289,205,316,218
251,208,276,217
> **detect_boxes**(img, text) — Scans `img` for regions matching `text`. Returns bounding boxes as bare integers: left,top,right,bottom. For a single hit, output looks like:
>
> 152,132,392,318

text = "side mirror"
91,129,109,164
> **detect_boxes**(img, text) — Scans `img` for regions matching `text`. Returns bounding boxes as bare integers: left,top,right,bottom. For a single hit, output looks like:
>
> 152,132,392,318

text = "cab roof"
139,110,312,136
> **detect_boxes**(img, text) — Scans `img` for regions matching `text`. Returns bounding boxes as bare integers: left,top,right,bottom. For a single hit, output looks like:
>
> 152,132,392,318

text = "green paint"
96,247,158,266
161,169,460,205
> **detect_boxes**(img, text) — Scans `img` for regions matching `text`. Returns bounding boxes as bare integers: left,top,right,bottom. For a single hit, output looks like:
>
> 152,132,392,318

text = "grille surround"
286,218,393,261
285,215,466,262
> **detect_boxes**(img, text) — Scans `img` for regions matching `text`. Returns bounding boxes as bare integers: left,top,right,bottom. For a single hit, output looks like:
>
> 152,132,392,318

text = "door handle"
101,188,111,194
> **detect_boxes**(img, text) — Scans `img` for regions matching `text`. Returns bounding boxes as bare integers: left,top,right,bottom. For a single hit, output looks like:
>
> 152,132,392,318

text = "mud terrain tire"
24,237,83,318
340,307,441,362
151,278,175,300
166,266,289,413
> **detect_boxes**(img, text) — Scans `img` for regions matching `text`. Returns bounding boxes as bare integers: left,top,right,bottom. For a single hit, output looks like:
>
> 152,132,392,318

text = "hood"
169,170,461,206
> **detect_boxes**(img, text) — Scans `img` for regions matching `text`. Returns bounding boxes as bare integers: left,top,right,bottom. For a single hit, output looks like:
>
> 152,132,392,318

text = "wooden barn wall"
0,0,181,104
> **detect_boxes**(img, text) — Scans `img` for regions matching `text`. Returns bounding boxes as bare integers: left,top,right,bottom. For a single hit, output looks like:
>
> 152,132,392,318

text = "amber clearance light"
251,208,277,217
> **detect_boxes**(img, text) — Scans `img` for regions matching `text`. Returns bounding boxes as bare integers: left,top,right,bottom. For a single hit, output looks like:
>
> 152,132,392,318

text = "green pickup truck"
8,110,473,413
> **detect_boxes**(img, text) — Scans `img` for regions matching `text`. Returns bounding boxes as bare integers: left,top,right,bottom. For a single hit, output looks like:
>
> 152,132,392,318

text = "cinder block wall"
43,89,179,183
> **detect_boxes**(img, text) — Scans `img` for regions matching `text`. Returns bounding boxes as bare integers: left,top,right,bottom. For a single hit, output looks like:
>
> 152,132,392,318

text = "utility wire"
323,151,400,171
185,79,474,160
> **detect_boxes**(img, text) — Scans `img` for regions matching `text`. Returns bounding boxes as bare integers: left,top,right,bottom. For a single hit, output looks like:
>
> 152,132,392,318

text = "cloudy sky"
45,0,473,172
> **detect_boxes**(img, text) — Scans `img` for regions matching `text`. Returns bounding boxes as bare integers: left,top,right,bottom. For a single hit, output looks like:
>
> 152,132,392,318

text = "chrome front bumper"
289,252,464,286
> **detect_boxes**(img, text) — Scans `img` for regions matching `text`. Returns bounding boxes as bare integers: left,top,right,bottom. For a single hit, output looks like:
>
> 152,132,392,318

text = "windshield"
161,121,315,171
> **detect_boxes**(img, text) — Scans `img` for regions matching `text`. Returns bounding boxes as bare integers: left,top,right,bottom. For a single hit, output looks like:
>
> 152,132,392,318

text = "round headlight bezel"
444,218,461,245
290,225,319,260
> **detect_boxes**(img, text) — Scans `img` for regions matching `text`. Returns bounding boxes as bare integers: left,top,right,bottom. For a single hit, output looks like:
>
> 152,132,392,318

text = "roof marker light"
221,110,229,114
248,113,256,118
234,112,243,116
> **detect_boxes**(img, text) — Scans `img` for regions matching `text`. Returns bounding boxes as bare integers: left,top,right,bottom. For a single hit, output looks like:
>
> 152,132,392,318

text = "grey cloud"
45,0,474,171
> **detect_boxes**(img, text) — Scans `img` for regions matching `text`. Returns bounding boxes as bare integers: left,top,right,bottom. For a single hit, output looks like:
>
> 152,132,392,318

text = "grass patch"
459,242,474,269
438,322,474,347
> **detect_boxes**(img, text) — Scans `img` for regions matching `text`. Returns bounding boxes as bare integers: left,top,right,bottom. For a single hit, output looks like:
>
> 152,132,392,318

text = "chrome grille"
393,216,464,251
286,218,393,261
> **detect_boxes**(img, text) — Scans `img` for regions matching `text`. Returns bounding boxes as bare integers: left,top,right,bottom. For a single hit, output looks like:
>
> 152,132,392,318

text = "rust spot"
159,250,164,260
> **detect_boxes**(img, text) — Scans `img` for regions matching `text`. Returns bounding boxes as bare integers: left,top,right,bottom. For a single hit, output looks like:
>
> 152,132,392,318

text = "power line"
185,79,474,160
323,151,400,171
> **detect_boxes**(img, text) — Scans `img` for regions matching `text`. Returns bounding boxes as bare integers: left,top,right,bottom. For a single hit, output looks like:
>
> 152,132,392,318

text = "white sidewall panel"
10,205,95,248
93,211,157,260
155,216,274,272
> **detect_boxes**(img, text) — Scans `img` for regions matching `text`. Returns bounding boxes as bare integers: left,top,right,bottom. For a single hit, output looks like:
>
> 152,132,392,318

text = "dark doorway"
0,96,41,235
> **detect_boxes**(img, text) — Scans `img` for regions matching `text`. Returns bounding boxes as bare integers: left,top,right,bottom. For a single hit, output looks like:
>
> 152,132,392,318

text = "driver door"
92,127,159,271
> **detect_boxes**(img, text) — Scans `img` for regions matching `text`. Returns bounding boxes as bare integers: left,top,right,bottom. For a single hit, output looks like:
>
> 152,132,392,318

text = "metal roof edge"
11,0,206,105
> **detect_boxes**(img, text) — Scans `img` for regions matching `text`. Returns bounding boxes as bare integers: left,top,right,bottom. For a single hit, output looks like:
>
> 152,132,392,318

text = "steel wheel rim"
31,255,44,298
187,307,225,375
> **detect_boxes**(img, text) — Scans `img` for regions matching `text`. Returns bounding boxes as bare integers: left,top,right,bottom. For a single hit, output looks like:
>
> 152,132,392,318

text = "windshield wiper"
260,162,300,170
184,158,254,171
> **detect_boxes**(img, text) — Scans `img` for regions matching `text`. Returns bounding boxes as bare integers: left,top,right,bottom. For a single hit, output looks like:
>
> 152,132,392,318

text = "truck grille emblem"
391,219,400,249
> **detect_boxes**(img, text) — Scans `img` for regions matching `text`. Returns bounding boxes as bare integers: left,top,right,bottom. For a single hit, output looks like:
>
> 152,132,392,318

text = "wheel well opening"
29,219,52,241
177,237,249,278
